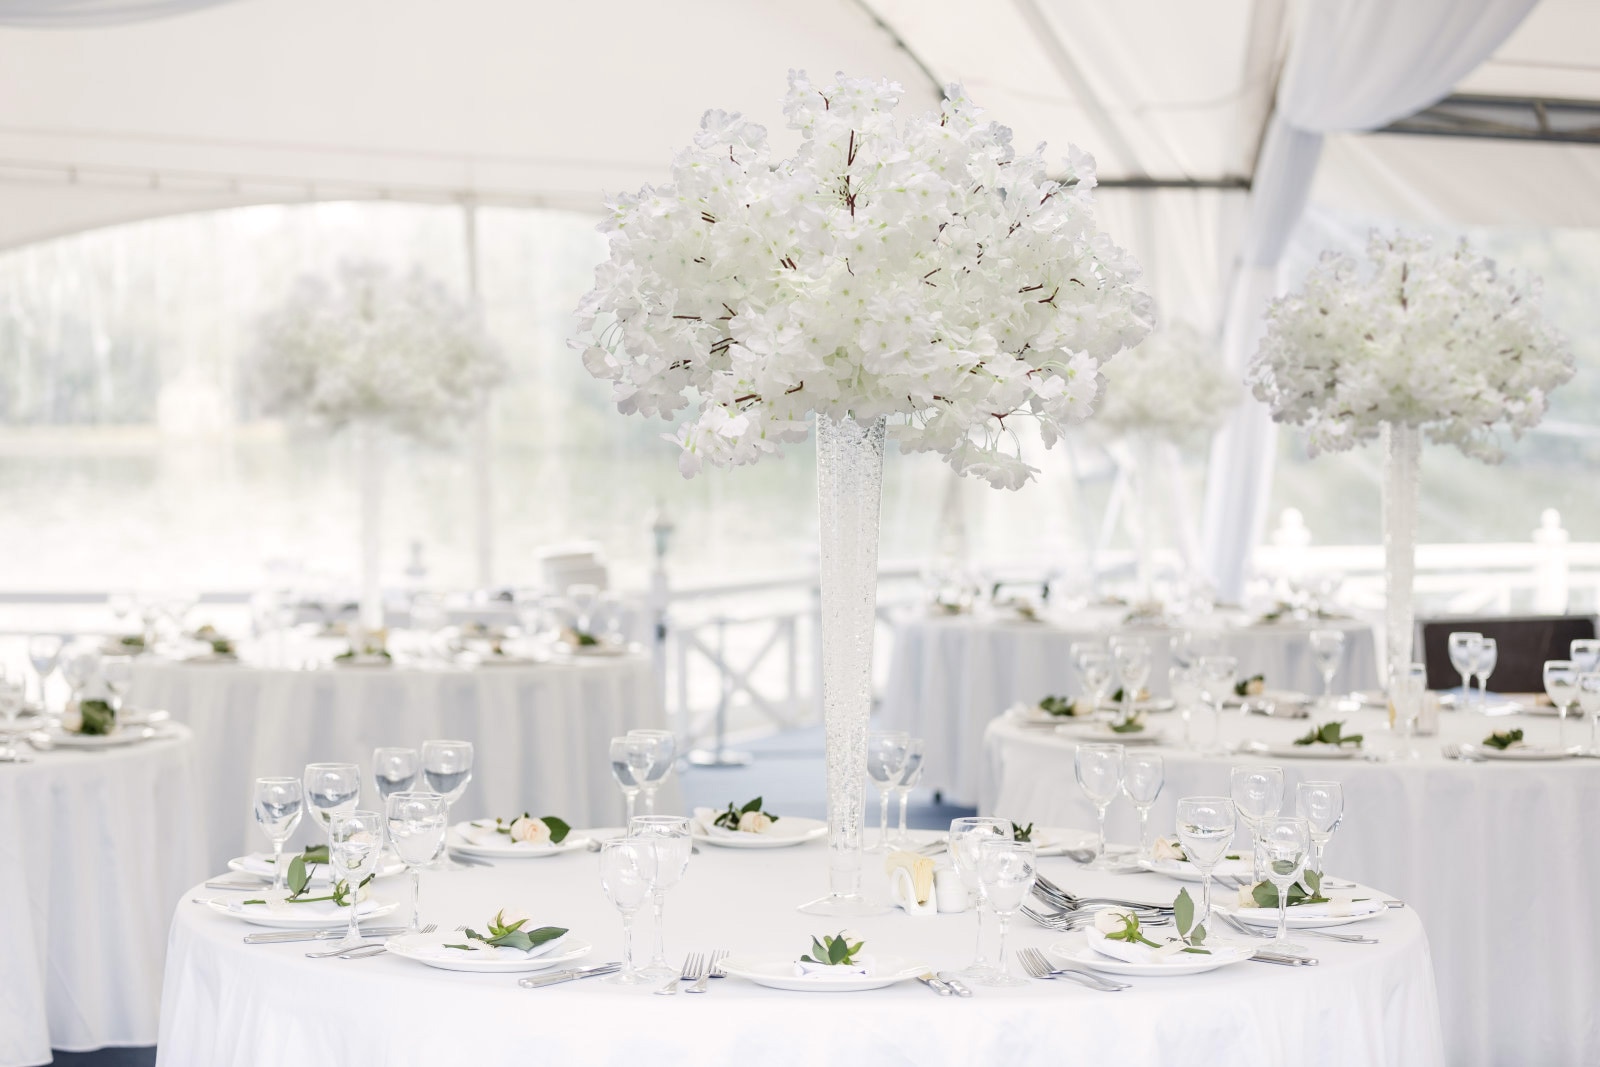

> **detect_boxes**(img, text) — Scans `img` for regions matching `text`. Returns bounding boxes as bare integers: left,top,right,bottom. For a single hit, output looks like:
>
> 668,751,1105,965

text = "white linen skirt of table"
881,611,1378,805
157,828,1442,1067
130,658,673,873
0,727,202,1067
982,707,1600,1067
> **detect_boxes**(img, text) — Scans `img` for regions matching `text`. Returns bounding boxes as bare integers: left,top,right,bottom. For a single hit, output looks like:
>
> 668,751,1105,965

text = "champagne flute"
421,740,473,868
1122,752,1164,863
599,838,652,985
1074,743,1124,869
253,777,304,891
974,840,1035,987
1196,654,1237,754
891,737,926,849
865,731,911,853
628,815,691,980
609,735,651,821
1474,638,1498,706
385,791,448,933
949,816,1012,981
1447,631,1483,704
629,729,676,815
1308,629,1345,711
1175,796,1235,928
1295,781,1343,880
28,634,63,715
1229,765,1283,884
1544,660,1580,753
372,748,419,800
327,809,384,949
1260,816,1311,954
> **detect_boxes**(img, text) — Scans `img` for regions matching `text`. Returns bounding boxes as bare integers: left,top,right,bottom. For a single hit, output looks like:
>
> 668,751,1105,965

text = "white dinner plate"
1055,723,1166,746
45,724,165,748
720,954,926,992
1138,856,1254,882
1477,745,1570,761
449,822,593,858
693,816,828,849
227,851,406,881
1219,896,1387,929
181,653,239,665
1095,698,1177,715
384,932,591,973
1048,932,1255,977
1261,743,1362,760
203,896,398,929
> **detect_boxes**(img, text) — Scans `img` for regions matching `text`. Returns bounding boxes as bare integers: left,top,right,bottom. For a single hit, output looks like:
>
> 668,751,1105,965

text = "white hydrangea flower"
1095,323,1239,443
1248,232,1573,462
574,71,1153,488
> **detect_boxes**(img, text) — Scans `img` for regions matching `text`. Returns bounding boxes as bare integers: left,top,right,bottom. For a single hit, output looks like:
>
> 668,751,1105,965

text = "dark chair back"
1419,616,1598,692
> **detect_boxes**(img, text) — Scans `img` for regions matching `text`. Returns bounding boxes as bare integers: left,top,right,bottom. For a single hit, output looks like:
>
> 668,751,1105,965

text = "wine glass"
385,791,448,933
1169,664,1200,749
599,838,652,985
948,816,1012,981
1112,640,1151,720
1571,639,1600,676
1122,752,1164,863
865,731,911,853
1295,781,1343,880
1175,796,1236,928
628,729,676,815
108,589,134,625
1229,765,1284,883
100,656,133,709
27,634,63,714
610,735,652,821
1260,816,1311,954
253,777,304,891
1169,630,1196,671
59,642,102,711
628,815,692,980
891,737,926,849
372,748,419,800
1308,629,1345,711
421,740,473,867
1074,743,1124,869
1196,655,1238,754
302,763,361,838
0,672,26,763
1078,650,1114,709
1544,660,1580,753
974,840,1035,987
567,584,601,634
327,809,384,949
1474,638,1498,706
1447,631,1484,704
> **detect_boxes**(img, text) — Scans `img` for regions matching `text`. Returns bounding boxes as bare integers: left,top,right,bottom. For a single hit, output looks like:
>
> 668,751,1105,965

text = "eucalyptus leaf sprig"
1483,728,1524,750
1010,822,1034,843
77,699,116,736
1244,869,1366,909
1109,711,1146,734
800,932,865,967
1294,721,1363,747
242,849,372,907
1171,888,1211,954
1037,695,1085,718
445,910,567,952
713,797,780,832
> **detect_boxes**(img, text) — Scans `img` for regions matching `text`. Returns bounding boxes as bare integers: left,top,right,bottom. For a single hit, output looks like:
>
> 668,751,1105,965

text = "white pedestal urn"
1381,421,1420,684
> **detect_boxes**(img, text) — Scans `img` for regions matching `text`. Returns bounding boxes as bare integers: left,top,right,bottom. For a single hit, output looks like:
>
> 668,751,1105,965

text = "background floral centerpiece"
577,70,1151,913
1248,231,1572,684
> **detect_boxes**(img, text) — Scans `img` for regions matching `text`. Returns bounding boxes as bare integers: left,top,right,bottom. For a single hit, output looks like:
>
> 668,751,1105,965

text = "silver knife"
518,962,622,989
916,972,953,996
936,971,974,997
244,926,407,945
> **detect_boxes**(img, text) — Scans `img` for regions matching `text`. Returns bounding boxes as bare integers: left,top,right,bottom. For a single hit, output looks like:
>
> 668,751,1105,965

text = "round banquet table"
882,609,1379,806
0,725,202,1067
982,704,1600,1067
158,829,1442,1066
131,654,674,875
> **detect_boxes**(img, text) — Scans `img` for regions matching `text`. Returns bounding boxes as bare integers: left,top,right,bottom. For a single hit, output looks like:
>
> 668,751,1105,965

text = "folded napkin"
234,853,332,883
1085,928,1187,965
425,932,569,961
1238,894,1382,920
462,822,563,850
227,896,385,919
794,956,874,979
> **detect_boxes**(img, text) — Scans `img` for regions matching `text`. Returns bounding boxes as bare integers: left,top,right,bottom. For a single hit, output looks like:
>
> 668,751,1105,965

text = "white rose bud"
1237,884,1259,908
1246,677,1266,697
508,816,551,845
1093,907,1135,935
60,705,83,733
737,810,774,833
1151,837,1185,862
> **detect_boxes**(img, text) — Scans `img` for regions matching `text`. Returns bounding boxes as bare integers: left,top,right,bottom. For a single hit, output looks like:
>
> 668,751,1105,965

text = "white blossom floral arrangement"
1248,231,1572,460
575,71,1153,489
1094,322,1239,443
255,260,505,442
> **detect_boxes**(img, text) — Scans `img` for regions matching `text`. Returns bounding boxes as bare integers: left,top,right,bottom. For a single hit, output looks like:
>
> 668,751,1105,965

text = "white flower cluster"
1095,322,1239,443
1249,232,1572,461
576,71,1153,489
256,260,504,442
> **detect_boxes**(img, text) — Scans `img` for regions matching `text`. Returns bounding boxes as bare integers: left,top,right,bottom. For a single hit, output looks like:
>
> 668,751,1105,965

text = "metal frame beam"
1376,93,1600,145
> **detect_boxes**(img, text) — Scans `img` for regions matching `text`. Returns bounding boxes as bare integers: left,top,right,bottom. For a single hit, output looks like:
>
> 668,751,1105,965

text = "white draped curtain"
0,0,233,26
1200,0,1539,598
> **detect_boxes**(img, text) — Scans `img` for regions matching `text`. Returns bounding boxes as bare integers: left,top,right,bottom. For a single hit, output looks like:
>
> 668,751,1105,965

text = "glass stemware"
599,838,652,985
1111,640,1151,720
27,634,63,715
100,656,132,709
1474,638,1498,705
891,737,926,849
948,816,1012,981
385,791,448,933
1196,654,1237,754
1447,631,1484,703
1544,660,1580,753
1294,781,1343,880
1073,743,1124,869
327,809,384,949
1308,629,1345,712
1175,796,1235,928
973,840,1035,987
1392,662,1427,759
0,672,25,763
1169,664,1200,749
628,815,692,980
1260,816,1311,953
1077,650,1114,710
628,729,676,815
302,763,361,839
253,777,305,891
865,730,911,853
1578,672,1600,757
372,748,419,801
1122,752,1164,863
1570,639,1600,676
609,735,652,821
420,740,474,868
1229,765,1284,883
1169,630,1195,671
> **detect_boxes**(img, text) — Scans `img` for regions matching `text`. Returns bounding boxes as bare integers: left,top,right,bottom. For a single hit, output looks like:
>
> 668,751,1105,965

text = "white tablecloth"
1,726,202,1067
131,656,672,873
158,826,1441,1066
983,705,1599,1067
882,610,1378,805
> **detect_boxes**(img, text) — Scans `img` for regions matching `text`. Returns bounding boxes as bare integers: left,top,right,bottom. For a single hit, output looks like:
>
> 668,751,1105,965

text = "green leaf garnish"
1293,721,1363,747
1483,728,1523,750
77,699,116,736
446,909,568,952
1173,887,1211,953
1234,674,1264,697
1010,822,1033,843
1037,695,1079,717
1109,712,1145,733
800,931,865,967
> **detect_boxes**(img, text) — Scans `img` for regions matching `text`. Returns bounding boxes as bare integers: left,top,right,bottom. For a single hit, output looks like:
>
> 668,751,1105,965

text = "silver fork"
1017,947,1127,991
337,923,437,959
687,949,727,993
306,923,436,959
654,952,702,995
1213,909,1376,945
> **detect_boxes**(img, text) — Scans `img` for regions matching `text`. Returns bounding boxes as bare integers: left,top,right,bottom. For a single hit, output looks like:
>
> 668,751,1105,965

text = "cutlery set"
653,949,729,994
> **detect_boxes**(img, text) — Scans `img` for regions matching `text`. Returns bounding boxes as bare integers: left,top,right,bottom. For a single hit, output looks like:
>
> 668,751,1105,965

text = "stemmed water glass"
1229,765,1283,883
421,740,473,867
1169,664,1200,749
949,816,1012,981
609,735,652,821
28,635,63,714
866,731,911,852
599,838,652,985
1112,640,1151,720
1308,629,1345,712
628,815,692,980
1078,650,1114,710
385,791,449,933
372,748,419,801
1175,796,1235,928
1122,752,1164,863
1196,655,1237,754
1260,816,1311,954
1448,631,1484,704
1578,673,1600,756
1570,639,1600,676
1544,660,1580,753
628,729,676,815
1295,781,1343,880
1169,630,1196,671
1474,638,1498,704
101,656,132,709
253,777,304,891
890,738,926,849
59,642,103,714
302,763,361,838
1074,743,1123,868
974,840,1036,987
327,809,384,949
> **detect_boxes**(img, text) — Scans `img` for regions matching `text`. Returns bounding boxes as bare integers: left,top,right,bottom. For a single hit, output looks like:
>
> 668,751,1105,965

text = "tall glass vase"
1382,421,1421,694
800,413,890,917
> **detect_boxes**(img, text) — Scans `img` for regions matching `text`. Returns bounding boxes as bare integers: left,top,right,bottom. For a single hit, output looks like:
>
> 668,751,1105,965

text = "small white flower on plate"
1151,837,1185,862
737,810,774,833
508,816,551,845
1093,908,1136,935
